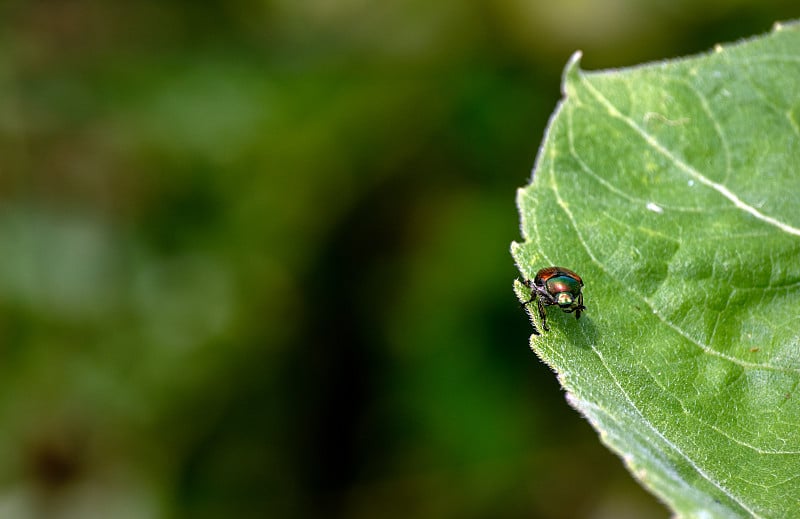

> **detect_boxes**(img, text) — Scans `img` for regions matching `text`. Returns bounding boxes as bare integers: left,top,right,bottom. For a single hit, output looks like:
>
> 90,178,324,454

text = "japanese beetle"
521,266,585,335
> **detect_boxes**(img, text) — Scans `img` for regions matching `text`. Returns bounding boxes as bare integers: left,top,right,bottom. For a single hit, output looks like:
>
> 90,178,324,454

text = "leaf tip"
562,51,583,96
772,19,800,32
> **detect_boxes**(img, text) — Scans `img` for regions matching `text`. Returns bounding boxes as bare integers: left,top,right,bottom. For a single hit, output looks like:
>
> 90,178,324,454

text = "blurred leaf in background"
0,1,796,518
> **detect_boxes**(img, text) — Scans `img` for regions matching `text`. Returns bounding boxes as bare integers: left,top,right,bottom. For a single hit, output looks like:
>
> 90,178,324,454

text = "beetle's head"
556,292,575,308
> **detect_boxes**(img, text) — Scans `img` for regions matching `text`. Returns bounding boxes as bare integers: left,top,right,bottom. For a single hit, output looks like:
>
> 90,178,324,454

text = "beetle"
521,266,586,335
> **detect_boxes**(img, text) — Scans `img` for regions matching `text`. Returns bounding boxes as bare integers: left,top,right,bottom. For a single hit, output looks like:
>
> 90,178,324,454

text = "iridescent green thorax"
545,275,582,303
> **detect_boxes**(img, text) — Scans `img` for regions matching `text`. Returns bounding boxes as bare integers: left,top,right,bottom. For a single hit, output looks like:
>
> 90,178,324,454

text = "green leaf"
512,22,800,519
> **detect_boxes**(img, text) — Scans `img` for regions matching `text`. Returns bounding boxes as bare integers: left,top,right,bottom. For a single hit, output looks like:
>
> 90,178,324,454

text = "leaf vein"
641,362,800,455
578,74,800,237
590,342,762,517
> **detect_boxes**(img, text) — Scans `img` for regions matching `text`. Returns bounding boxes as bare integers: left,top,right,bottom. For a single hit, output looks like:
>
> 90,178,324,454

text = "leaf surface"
512,22,800,518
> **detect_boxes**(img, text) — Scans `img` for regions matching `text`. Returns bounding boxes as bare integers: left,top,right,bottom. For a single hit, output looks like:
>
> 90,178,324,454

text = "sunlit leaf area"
514,25,800,518
0,2,796,518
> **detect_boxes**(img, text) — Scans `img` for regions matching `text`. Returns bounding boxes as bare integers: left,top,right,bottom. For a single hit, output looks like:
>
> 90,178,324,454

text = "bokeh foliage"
0,1,796,518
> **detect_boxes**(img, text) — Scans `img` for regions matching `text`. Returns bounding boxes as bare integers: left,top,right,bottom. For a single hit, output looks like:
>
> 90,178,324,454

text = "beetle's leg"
519,279,535,307
537,298,549,332
575,293,585,320
519,281,541,335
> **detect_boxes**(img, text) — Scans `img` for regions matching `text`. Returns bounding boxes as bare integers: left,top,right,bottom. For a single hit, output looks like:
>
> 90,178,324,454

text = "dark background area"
0,1,796,518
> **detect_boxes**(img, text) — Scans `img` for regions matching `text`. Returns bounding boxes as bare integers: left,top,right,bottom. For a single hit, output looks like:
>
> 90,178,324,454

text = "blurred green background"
0,1,795,518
